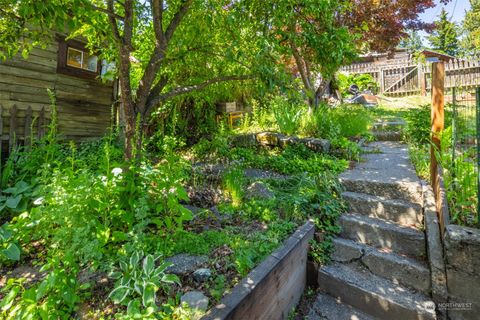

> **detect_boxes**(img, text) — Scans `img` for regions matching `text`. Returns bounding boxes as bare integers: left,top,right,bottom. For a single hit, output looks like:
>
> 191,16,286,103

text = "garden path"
307,139,437,320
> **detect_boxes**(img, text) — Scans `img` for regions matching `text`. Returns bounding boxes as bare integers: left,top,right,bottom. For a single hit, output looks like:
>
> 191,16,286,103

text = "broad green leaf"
0,286,19,311
36,280,48,301
13,181,31,195
127,299,141,315
130,251,141,266
0,224,13,241
119,260,128,272
161,273,180,285
142,255,155,276
142,283,156,307
108,285,131,304
2,243,20,261
109,271,122,280
156,261,172,273
5,195,22,209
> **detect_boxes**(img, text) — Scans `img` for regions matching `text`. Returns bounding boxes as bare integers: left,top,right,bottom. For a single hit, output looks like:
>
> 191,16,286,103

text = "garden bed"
0,128,350,319
202,221,314,320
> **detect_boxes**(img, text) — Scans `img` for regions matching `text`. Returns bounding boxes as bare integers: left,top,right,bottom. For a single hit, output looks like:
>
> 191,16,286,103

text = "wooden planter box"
201,221,315,320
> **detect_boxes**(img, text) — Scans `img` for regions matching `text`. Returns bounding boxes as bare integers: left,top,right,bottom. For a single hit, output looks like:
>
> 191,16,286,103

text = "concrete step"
372,131,402,141
372,120,405,131
340,174,422,204
342,191,422,226
331,238,431,294
306,292,377,320
339,213,426,260
318,262,436,320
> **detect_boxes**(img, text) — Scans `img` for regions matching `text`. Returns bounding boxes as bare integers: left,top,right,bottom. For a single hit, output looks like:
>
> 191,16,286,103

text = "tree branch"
290,39,313,92
165,0,193,43
106,0,122,44
135,0,190,112
92,5,124,21
147,74,254,110
151,0,166,45
123,0,134,50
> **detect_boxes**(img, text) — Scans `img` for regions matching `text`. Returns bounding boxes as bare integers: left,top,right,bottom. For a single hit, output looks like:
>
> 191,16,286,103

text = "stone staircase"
308,141,436,320
370,118,405,141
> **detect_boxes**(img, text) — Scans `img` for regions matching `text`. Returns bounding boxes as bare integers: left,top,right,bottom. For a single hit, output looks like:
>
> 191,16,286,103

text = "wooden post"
9,105,17,152
0,104,3,158
24,106,33,149
418,63,426,96
38,107,45,139
379,68,385,94
430,62,445,224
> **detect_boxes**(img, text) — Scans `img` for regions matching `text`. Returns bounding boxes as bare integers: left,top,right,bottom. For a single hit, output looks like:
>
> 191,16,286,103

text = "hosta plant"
0,223,21,261
108,251,180,316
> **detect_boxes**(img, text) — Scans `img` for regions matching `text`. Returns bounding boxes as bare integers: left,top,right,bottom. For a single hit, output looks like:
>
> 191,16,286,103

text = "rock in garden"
231,133,257,147
256,132,280,146
277,135,299,148
193,268,212,282
165,254,208,276
181,291,209,312
301,137,330,153
246,181,275,200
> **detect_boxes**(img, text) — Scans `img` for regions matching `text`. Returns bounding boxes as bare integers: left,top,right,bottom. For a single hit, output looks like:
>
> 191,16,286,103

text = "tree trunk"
123,102,137,161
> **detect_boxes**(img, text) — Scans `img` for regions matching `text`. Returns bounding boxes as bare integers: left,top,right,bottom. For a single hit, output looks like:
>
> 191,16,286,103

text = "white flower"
112,167,123,177
33,197,44,206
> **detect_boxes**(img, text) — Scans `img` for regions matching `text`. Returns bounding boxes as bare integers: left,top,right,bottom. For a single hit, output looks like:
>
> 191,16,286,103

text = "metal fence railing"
448,87,479,226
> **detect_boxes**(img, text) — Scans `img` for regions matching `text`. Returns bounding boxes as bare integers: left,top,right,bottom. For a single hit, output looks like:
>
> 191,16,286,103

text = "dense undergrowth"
0,96,369,319
403,104,478,227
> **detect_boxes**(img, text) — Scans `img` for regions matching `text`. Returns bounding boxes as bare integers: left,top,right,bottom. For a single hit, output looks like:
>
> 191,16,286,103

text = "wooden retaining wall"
202,221,315,320
0,39,115,155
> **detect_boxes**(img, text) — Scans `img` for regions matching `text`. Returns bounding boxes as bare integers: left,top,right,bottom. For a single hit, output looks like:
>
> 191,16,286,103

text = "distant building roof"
419,49,456,62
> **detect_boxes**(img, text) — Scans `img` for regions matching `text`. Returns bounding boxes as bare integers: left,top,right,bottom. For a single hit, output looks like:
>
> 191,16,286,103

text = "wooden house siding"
0,39,115,152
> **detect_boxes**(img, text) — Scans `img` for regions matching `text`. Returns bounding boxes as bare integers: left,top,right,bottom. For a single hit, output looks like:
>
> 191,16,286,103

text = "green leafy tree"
428,8,460,56
243,0,357,109
0,0,259,160
399,29,424,52
462,0,480,54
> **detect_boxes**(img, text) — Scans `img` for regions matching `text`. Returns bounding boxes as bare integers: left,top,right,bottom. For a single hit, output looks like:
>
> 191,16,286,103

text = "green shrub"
330,105,372,138
404,104,452,146
300,104,340,139
337,73,378,96
223,165,245,207
271,96,304,136
108,251,180,317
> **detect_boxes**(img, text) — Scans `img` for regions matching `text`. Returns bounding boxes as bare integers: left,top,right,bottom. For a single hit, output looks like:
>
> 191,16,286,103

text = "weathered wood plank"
0,73,113,95
9,105,17,151
0,104,3,155
0,64,113,90
24,106,32,149
2,60,56,74
38,107,45,140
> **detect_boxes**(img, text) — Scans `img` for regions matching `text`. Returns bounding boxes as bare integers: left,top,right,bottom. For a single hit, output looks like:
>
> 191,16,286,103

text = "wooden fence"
0,104,47,156
340,58,480,96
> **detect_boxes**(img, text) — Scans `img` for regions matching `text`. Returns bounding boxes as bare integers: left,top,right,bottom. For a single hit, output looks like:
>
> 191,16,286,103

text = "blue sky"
420,0,471,24
418,0,471,44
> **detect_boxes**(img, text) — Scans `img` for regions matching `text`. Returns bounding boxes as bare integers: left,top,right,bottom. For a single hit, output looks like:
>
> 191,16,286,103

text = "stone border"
426,167,480,320
231,132,330,154
201,221,315,320
422,181,448,318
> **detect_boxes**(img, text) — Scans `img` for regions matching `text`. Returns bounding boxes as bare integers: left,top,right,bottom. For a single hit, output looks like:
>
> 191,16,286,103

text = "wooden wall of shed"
0,40,114,146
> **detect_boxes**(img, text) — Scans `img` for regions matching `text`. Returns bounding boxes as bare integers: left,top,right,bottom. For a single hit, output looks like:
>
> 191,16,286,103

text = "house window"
66,47,98,72
57,36,101,79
